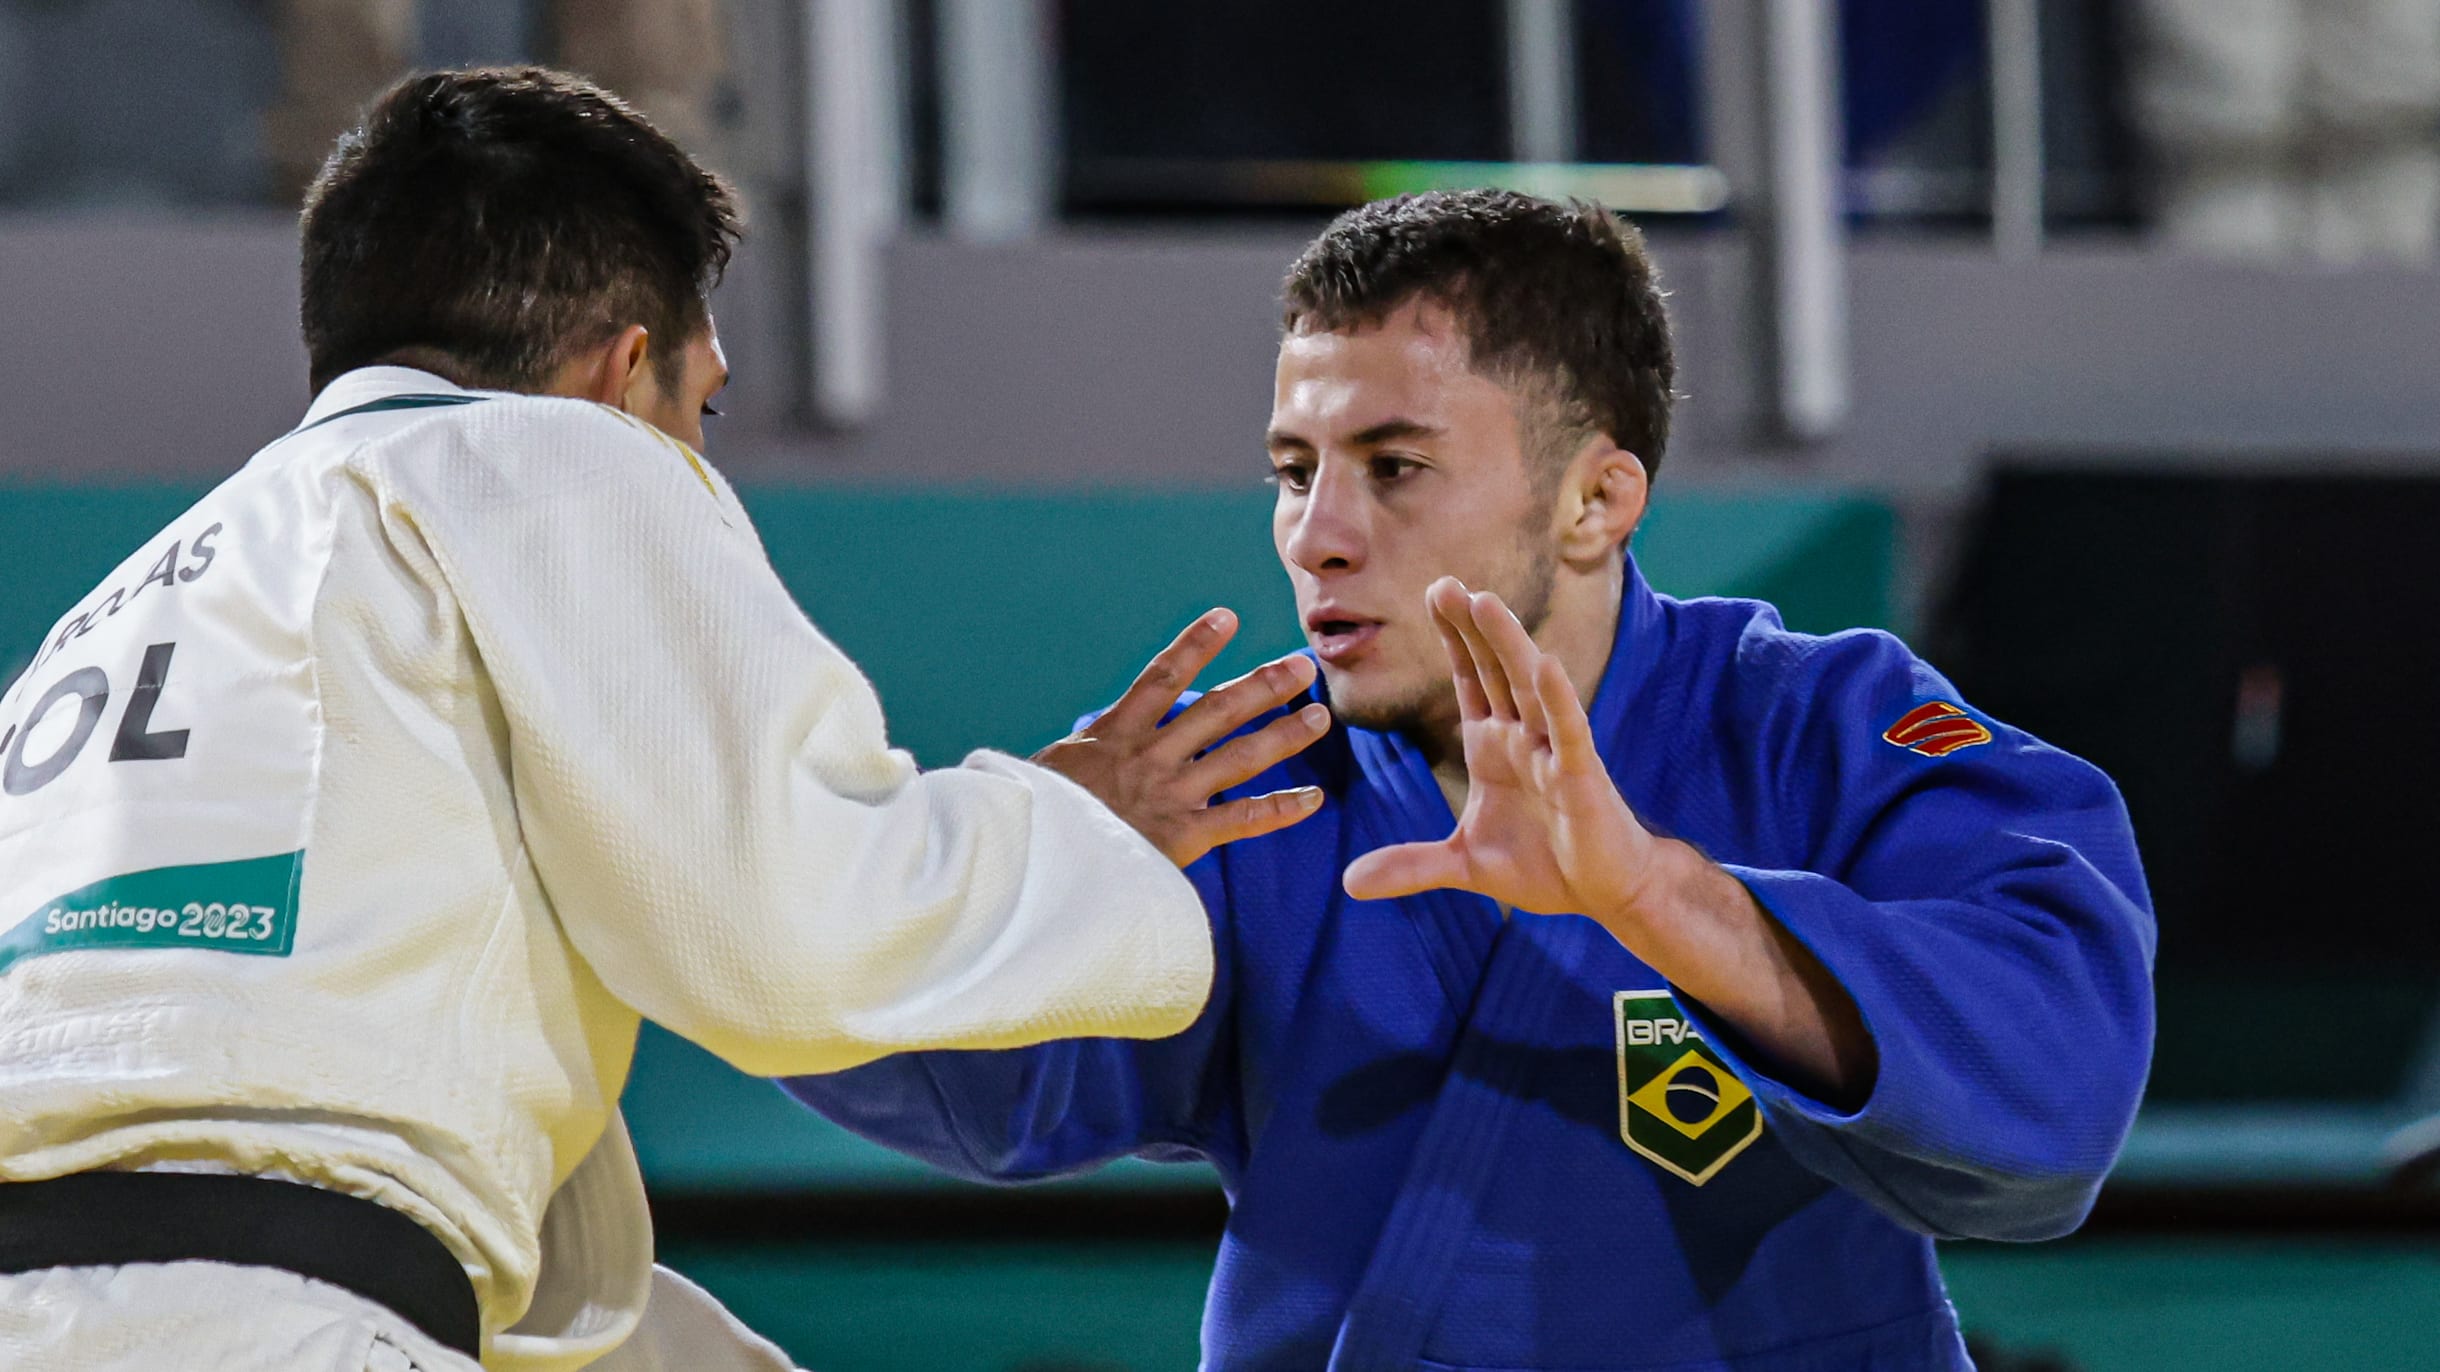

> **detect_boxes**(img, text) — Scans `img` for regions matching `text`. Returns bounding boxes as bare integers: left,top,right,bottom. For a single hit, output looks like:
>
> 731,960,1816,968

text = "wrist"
1594,836,1708,948
1590,834,1766,971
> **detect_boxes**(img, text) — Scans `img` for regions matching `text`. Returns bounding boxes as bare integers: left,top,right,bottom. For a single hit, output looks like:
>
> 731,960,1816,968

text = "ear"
542,325,653,408
1556,437,1649,566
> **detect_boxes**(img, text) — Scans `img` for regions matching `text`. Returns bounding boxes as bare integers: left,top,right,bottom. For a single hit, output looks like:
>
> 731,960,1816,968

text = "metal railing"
799,0,2054,443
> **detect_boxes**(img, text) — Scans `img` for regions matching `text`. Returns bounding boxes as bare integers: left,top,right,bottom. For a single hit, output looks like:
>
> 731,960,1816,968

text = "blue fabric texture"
784,557,2157,1372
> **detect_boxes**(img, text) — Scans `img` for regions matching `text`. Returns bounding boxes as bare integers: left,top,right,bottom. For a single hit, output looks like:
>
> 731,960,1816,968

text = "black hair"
1282,189,1676,477
299,66,741,395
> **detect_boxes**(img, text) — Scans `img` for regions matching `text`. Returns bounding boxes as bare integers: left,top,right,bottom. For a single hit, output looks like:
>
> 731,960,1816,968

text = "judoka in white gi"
0,68,1330,1371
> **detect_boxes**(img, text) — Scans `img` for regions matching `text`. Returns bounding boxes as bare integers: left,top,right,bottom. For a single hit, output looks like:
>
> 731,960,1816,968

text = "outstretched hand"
1342,578,1662,917
1342,580,1878,1104
1036,608,1332,868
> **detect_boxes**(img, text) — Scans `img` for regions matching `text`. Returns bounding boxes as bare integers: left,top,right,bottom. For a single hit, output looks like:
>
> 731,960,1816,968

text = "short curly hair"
1281,189,1677,478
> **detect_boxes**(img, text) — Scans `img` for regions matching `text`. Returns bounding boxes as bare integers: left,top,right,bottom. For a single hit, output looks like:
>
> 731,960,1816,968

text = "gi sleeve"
583,1267,802,1372
1679,627,2156,1242
781,853,1237,1183
781,702,1242,1183
370,400,1214,1077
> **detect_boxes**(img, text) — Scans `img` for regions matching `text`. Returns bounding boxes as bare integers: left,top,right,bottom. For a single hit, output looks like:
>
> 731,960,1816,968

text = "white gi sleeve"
581,1268,801,1372
375,400,1213,1076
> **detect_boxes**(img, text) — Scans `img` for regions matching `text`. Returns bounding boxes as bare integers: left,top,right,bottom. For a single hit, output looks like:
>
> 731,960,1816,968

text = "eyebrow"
1352,418,1442,447
1265,417,1443,452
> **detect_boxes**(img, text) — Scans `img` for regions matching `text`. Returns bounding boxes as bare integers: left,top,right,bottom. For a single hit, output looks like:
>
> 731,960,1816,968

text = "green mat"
651,1237,2440,1372
656,1240,1214,1372
1940,1238,2440,1372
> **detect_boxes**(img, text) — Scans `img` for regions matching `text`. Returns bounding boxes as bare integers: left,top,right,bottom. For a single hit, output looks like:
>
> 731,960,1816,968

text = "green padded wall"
0,483,1895,762
0,486,207,688
740,484,1895,768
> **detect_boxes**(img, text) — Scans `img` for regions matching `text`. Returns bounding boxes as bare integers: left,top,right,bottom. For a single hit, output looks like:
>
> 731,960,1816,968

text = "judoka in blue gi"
786,190,2157,1371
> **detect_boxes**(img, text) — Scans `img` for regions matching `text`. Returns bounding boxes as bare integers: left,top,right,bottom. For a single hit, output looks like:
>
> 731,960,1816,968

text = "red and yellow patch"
1882,701,1992,758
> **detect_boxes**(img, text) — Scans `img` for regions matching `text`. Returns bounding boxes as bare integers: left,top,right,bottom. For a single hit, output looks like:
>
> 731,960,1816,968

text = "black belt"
0,1170,480,1358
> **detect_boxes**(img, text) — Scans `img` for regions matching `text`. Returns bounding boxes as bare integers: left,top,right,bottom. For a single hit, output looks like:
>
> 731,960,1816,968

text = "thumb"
1343,840,1471,902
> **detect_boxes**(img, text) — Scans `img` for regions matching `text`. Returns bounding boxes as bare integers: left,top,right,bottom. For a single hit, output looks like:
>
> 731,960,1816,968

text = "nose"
1281,459,1368,577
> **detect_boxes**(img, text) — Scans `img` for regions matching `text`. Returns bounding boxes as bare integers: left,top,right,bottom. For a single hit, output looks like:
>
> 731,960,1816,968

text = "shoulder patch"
1882,701,1992,758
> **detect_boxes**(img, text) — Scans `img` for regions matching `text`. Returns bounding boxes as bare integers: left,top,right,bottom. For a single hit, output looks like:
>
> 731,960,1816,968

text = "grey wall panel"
708,229,1316,486
9,217,2440,494
0,216,307,481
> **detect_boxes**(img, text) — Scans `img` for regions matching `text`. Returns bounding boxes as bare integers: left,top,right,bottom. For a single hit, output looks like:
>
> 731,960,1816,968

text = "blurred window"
1048,0,2136,231
1574,0,1703,167
0,0,2142,233
1057,0,1510,214
1838,0,2136,232
0,0,281,210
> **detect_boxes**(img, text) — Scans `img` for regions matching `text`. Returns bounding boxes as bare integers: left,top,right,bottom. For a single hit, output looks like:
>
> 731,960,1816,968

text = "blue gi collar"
1584,552,1671,750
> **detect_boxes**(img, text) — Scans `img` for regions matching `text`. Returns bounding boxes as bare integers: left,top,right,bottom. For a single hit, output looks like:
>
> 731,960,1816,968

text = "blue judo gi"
785,558,2157,1372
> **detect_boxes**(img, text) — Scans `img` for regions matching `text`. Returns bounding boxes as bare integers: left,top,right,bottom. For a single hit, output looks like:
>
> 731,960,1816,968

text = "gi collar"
1583,552,1671,748
292,367,488,433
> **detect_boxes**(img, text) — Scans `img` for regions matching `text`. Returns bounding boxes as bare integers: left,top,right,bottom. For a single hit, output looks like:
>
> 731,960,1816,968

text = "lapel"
1586,556,1670,758
1340,724,1501,1014
1322,558,1672,1371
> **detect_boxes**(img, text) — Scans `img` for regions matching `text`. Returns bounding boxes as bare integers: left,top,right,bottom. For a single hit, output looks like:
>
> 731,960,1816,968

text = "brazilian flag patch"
1615,990,1763,1185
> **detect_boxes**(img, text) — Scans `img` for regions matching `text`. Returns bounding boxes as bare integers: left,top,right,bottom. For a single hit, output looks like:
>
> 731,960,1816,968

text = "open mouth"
1308,618,1383,664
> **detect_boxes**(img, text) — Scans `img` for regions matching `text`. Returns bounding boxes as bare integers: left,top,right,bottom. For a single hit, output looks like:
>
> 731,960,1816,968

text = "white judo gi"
0,368,1216,1370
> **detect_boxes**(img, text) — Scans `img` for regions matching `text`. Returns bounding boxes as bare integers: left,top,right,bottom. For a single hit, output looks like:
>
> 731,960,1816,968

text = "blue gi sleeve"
777,704,1241,1184
1679,627,2156,1243
778,864,1234,1183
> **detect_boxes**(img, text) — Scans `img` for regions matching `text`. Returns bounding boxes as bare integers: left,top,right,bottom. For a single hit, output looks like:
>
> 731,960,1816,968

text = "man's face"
1268,298,1557,737
630,322,730,452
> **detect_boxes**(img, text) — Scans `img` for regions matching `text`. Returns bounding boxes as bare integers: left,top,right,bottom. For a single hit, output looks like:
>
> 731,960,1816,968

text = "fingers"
1427,578,1491,721
1187,785,1327,858
1099,608,1237,736
1186,702,1332,796
1343,840,1472,902
1469,592,1550,739
1434,581,1516,719
1162,652,1317,758
1534,654,1601,774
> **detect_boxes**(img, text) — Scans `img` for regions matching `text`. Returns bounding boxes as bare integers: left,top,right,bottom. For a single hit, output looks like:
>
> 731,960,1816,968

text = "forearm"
787,1036,1198,1182
1591,839,1876,1109
1679,864,2154,1239
784,835,1238,1184
1395,586,2155,1231
555,751,1213,1076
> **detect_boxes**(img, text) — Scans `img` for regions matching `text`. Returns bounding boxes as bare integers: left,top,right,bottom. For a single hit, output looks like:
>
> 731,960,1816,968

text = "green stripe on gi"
0,851,305,976
295,394,485,435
